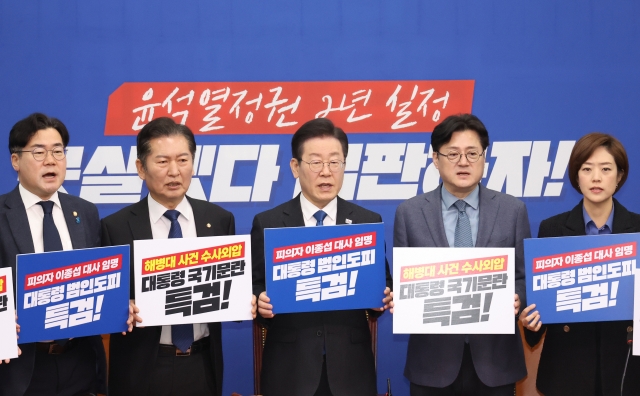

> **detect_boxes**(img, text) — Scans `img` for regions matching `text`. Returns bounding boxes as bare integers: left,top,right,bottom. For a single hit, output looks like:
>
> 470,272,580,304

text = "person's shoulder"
339,198,382,221
59,191,96,208
397,189,436,212
253,198,296,220
539,210,572,230
101,199,145,225
482,185,526,209
187,196,233,218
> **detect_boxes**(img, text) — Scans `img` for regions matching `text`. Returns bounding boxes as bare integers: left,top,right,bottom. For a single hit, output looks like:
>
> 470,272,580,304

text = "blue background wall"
2,2,640,395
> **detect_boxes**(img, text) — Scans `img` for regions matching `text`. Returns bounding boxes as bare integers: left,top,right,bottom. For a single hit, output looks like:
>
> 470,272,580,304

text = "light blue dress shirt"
441,184,480,247
583,204,614,235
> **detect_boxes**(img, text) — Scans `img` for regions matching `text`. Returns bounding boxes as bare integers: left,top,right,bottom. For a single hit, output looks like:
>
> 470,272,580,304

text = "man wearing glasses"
0,113,106,395
393,114,530,396
252,118,392,396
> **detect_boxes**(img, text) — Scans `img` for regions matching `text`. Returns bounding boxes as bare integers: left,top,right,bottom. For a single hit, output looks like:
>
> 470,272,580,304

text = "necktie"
163,210,193,353
313,210,327,226
454,200,473,247
39,201,67,345
38,201,63,252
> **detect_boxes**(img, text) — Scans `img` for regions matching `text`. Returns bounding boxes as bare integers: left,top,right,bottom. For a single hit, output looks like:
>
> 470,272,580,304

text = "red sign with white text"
104,80,474,135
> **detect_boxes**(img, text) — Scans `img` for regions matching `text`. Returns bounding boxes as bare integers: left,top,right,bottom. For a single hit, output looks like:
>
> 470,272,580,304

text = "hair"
431,113,490,153
137,117,197,167
568,132,628,194
9,113,70,154
291,118,349,160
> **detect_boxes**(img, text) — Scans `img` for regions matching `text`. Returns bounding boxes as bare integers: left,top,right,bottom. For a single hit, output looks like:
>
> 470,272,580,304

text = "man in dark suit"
0,113,107,396
393,114,530,396
102,117,239,396
253,118,393,396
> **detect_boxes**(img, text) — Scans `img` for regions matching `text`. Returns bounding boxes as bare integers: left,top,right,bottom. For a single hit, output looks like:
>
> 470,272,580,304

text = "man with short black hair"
253,117,393,396
394,114,530,396
102,117,243,396
0,112,107,396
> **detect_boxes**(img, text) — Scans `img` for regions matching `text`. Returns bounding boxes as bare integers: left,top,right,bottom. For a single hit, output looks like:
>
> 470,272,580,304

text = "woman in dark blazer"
521,133,640,396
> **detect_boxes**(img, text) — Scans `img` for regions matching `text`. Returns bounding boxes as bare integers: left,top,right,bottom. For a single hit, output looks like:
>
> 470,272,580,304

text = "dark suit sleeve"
393,203,409,248
251,214,266,299
515,201,531,312
227,212,236,235
523,219,553,347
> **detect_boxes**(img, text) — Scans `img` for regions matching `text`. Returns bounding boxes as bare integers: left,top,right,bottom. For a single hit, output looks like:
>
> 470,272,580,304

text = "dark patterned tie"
313,210,327,226
454,200,473,248
163,210,194,353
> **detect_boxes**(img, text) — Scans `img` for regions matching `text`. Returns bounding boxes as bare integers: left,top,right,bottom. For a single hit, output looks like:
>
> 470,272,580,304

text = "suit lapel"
336,197,354,225
282,195,305,227
562,202,586,236
59,193,87,249
421,188,449,247
189,197,218,237
4,186,35,254
476,185,499,247
612,199,637,234
128,197,154,241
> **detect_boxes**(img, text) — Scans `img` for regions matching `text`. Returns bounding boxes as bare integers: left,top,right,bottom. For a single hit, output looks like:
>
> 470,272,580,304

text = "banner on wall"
525,234,638,324
134,235,253,325
16,246,130,343
0,268,18,360
264,223,386,314
393,247,515,334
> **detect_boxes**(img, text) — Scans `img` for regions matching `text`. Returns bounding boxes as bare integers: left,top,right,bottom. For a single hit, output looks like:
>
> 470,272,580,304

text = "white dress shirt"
147,194,209,345
300,193,337,227
20,184,73,253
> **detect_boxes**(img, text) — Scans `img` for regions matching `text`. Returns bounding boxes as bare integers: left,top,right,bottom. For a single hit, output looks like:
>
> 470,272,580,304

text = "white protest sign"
393,247,515,334
0,267,19,360
134,235,252,325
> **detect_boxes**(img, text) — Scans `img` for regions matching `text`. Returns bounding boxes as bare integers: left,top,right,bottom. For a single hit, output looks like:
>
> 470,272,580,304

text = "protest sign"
264,223,386,314
0,267,18,360
525,234,637,324
16,245,129,343
134,235,253,325
393,247,515,334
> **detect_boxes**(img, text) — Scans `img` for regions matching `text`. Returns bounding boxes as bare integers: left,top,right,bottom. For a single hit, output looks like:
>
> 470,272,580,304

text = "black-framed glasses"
299,159,345,173
436,150,484,163
16,148,67,161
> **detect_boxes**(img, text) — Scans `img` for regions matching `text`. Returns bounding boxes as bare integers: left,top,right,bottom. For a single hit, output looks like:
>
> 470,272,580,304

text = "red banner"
105,80,474,135
400,255,508,282
24,255,122,290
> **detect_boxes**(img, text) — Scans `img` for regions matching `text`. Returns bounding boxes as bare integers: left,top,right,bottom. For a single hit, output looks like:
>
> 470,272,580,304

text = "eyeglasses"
16,148,66,161
299,159,345,173
436,150,484,163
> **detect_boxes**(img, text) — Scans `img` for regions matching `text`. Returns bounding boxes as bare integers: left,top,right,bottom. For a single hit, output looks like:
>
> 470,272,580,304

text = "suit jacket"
0,185,107,396
394,184,529,388
252,195,392,396
102,196,234,396
524,199,640,396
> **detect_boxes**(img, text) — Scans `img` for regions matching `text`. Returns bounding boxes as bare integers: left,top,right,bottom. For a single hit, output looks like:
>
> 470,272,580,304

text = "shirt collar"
583,204,614,233
441,184,479,210
300,193,337,223
147,194,193,224
19,183,62,210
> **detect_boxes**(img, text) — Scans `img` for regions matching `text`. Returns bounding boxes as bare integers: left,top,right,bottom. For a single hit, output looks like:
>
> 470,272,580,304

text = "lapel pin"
73,211,78,217
207,223,211,228
75,216,81,224
345,219,352,224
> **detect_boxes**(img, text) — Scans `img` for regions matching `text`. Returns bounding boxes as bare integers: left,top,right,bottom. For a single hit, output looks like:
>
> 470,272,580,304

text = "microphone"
621,328,633,395
386,378,392,396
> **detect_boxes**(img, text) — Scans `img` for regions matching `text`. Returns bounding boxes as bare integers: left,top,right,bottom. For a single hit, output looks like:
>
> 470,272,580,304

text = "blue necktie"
313,210,327,226
163,210,194,353
38,201,63,252
454,200,473,248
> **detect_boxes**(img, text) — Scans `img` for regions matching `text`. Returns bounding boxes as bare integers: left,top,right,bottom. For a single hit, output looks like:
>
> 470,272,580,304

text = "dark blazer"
102,196,235,396
394,184,530,388
524,199,640,396
252,195,392,396
0,185,107,396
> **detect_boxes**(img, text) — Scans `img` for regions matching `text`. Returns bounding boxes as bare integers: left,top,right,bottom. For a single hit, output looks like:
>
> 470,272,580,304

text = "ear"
136,159,146,180
290,158,300,179
11,153,20,172
432,151,439,170
616,169,624,185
